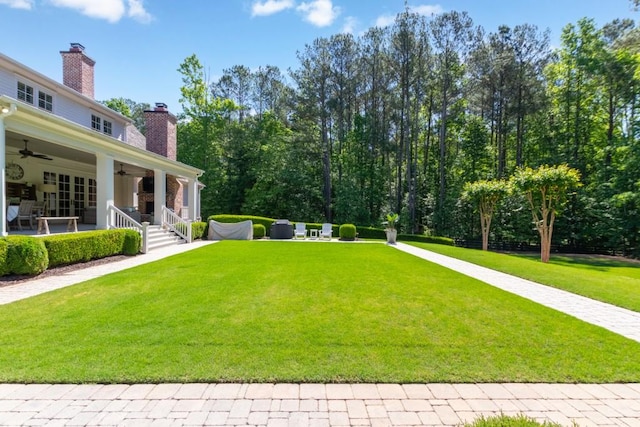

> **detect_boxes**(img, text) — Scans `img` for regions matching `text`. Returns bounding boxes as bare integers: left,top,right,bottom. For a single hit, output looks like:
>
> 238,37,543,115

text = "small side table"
310,229,319,240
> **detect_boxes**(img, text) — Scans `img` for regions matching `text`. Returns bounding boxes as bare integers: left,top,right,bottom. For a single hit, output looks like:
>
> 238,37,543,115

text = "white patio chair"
319,223,332,240
16,200,35,230
294,222,307,239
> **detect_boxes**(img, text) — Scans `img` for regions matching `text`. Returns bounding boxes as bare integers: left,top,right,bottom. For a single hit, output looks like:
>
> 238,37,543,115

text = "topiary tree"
511,164,581,263
461,180,509,251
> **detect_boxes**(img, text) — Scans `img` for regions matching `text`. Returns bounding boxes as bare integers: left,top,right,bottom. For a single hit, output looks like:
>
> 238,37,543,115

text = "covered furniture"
16,200,35,230
270,219,293,239
320,223,333,240
294,222,307,239
208,220,253,240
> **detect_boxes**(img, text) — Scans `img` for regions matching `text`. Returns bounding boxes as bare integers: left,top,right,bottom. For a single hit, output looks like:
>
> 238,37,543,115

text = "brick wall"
60,43,95,98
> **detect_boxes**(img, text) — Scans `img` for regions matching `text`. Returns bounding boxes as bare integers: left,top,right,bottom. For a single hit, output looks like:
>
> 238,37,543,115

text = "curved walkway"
0,241,639,426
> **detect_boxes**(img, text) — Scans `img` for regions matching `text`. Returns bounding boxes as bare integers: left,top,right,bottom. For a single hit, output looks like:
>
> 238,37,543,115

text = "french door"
44,172,95,220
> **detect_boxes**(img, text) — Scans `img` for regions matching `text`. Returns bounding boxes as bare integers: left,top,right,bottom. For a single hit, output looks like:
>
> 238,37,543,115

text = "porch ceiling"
5,130,149,176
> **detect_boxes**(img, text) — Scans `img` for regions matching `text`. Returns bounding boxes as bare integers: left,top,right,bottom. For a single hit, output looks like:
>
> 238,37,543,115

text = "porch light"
1,106,9,114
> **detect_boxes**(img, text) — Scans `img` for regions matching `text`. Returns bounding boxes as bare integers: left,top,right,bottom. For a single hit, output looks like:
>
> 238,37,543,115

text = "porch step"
146,225,185,251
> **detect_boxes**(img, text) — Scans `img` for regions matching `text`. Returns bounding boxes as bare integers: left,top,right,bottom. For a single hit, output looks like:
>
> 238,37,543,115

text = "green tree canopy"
511,164,581,262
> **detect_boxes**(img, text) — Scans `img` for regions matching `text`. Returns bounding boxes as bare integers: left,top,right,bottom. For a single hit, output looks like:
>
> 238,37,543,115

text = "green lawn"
408,242,640,313
0,241,638,384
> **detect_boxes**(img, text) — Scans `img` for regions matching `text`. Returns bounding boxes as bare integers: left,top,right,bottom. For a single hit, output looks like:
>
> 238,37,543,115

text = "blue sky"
0,0,637,115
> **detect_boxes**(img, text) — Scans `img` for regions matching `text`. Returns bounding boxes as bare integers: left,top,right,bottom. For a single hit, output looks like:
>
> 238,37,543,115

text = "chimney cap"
69,43,85,52
155,102,168,111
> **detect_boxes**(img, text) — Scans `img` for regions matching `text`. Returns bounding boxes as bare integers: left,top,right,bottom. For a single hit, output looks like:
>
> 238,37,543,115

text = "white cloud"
251,0,294,16
49,0,126,23
375,14,394,28
127,0,152,23
341,16,357,34
410,4,443,17
296,0,339,27
0,0,34,9
45,0,151,23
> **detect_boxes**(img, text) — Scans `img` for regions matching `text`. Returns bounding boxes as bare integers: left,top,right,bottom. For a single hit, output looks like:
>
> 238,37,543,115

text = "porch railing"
107,204,149,254
161,206,192,243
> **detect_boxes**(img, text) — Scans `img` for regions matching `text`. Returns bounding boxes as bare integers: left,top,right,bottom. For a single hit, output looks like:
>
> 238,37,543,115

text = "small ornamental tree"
461,180,509,251
511,164,581,263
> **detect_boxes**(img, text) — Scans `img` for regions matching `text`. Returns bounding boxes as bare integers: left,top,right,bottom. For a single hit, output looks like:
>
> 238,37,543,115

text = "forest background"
106,4,640,256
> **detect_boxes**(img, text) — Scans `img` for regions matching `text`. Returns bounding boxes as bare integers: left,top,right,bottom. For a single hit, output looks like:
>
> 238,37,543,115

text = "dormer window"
17,81,34,104
38,90,53,112
91,114,113,136
91,114,101,131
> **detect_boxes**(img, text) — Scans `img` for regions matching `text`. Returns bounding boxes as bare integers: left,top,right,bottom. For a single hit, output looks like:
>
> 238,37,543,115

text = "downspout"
0,103,18,237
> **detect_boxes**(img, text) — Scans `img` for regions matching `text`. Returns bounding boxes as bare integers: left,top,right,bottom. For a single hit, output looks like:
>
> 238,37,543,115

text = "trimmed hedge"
42,229,140,268
339,224,357,241
208,214,453,245
398,234,454,245
2,236,49,275
0,239,7,276
253,224,266,239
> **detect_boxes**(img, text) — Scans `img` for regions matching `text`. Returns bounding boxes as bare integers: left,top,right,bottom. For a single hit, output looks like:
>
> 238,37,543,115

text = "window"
103,120,112,135
17,82,34,104
91,114,101,131
88,178,97,207
38,91,53,112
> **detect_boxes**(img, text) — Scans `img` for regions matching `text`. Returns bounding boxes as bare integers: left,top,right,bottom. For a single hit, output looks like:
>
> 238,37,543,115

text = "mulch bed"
0,255,129,288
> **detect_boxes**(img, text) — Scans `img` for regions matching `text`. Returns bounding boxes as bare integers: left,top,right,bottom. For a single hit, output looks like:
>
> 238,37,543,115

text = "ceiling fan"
20,140,53,161
116,163,129,176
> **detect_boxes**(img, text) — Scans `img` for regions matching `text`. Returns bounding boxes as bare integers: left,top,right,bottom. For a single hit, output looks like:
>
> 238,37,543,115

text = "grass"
0,241,639,383
408,242,640,313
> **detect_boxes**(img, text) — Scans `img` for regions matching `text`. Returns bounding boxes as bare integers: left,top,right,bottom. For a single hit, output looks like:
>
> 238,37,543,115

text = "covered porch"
1,96,204,239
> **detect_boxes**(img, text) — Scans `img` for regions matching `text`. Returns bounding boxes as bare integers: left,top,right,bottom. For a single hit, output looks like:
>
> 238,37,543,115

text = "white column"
187,178,198,221
0,104,16,237
0,117,7,237
153,168,165,225
96,153,114,229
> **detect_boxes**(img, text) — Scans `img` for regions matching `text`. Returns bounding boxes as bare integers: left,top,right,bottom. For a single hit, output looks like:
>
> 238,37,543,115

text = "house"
0,43,203,242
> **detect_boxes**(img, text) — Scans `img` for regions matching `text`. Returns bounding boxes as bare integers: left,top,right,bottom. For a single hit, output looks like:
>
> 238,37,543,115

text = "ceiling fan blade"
33,153,53,160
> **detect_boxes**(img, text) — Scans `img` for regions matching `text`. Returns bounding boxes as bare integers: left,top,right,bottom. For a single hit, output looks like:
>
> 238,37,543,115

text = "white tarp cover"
209,220,253,240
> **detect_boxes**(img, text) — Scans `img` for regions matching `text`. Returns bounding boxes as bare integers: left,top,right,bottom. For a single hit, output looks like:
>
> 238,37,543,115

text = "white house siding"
0,69,14,99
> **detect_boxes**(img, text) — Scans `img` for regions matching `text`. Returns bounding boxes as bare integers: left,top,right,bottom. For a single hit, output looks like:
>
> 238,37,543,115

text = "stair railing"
161,206,192,243
107,204,149,253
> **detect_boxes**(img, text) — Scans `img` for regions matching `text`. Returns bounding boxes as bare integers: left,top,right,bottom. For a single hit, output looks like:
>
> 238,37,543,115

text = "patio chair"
319,223,332,240
16,200,35,230
294,222,307,239
32,201,45,219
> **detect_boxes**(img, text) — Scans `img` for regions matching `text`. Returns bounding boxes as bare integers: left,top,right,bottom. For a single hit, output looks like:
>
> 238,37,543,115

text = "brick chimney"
60,43,95,98
144,102,177,160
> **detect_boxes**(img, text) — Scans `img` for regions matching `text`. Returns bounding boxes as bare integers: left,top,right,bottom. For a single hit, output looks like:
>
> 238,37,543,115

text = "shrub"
4,236,48,275
339,224,357,241
0,239,8,276
42,229,138,268
191,221,207,240
253,224,266,239
464,414,562,427
122,229,141,255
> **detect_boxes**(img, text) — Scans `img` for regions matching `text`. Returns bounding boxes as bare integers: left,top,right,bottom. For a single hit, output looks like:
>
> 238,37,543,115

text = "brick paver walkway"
1,383,639,426
1,241,639,426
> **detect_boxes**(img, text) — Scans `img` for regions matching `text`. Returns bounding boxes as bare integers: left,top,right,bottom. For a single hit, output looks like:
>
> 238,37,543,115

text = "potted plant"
382,213,399,244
